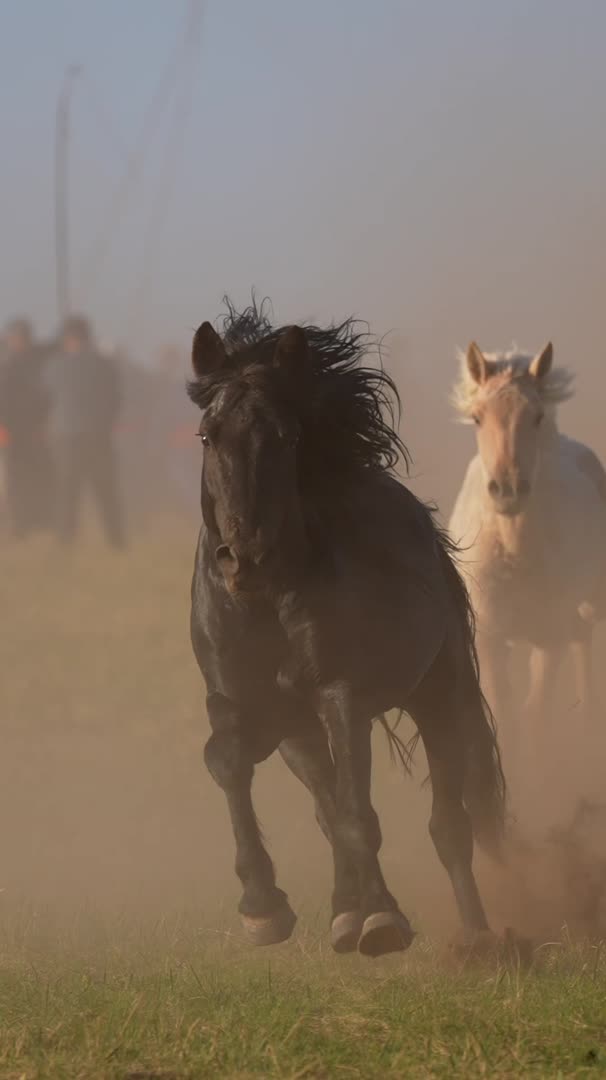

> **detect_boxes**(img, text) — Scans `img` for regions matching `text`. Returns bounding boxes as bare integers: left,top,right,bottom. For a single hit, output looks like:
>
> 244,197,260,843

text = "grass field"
1,522,606,1078
1,916,606,1078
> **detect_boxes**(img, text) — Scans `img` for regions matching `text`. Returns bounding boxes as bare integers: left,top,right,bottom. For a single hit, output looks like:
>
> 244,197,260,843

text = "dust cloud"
0,511,446,935
3,0,606,953
2,376,606,950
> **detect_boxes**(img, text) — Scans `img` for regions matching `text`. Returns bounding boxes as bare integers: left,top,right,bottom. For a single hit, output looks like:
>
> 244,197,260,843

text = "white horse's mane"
452,344,575,421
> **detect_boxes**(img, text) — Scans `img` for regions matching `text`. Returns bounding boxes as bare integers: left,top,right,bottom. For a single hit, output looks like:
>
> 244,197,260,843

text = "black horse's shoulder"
190,525,222,672
375,471,435,518
340,471,439,544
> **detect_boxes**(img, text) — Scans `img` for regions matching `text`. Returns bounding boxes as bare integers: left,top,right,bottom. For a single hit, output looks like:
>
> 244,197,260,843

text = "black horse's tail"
375,518,506,858
461,685,506,859
376,712,418,775
437,530,507,860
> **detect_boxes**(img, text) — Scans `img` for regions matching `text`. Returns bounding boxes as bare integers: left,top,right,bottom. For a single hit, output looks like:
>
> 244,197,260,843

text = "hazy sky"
2,0,606,497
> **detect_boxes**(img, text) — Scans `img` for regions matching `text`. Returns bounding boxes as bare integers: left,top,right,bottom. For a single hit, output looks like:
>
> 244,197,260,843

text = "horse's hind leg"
408,662,491,940
204,692,296,946
279,730,363,952
571,635,593,708
570,629,602,764
571,627,601,721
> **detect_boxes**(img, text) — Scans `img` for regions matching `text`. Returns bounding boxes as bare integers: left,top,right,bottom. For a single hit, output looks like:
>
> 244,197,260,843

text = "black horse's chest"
194,596,318,760
194,588,296,708
224,611,287,697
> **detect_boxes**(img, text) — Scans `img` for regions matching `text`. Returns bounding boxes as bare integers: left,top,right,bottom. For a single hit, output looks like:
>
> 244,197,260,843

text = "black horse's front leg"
279,729,364,952
204,692,296,945
317,682,414,957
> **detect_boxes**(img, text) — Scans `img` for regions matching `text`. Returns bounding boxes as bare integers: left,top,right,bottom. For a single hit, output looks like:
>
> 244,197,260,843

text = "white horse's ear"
466,342,490,385
529,342,553,379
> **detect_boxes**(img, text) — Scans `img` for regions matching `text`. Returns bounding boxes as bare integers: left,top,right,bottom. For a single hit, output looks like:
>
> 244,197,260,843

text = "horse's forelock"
452,346,574,419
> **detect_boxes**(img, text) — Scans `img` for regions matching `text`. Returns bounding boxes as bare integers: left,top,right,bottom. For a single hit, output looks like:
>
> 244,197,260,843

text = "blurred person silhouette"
0,327,8,527
45,315,126,548
154,344,199,518
0,318,53,538
111,344,158,527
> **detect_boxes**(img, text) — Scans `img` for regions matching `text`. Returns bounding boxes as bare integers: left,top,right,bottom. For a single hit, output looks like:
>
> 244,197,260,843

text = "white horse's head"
453,342,573,516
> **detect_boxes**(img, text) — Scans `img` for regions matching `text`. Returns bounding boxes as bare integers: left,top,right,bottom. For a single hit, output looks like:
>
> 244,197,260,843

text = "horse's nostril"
488,479,500,497
216,544,238,565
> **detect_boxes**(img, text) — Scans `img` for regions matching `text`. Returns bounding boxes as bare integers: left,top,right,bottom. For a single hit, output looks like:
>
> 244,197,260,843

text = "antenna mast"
54,64,81,320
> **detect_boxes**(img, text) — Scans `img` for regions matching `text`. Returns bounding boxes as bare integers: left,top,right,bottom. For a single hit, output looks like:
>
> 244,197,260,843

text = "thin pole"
125,0,204,342
79,19,188,298
54,65,81,321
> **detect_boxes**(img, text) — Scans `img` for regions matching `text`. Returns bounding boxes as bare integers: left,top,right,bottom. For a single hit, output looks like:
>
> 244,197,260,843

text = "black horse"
188,301,505,957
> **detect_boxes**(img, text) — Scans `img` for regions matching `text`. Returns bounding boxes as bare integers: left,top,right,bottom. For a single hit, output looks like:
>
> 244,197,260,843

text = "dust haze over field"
2,493,606,950
2,518,606,1076
2,0,606,1013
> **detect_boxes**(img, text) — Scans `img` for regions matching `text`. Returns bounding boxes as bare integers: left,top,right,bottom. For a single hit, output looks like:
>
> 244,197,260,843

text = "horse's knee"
429,801,473,869
204,731,252,789
337,810,382,861
204,693,253,788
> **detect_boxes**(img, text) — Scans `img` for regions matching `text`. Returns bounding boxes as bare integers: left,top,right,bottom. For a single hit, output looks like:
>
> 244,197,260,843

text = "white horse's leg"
524,647,563,775
522,646,561,805
525,647,561,715
570,633,605,781
571,636,594,712
570,631,602,741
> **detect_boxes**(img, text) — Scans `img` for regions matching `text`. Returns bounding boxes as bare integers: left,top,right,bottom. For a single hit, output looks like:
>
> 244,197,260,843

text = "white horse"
449,341,606,747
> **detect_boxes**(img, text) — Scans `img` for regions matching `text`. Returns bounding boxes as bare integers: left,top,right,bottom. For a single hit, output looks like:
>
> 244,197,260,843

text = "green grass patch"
0,913,605,1078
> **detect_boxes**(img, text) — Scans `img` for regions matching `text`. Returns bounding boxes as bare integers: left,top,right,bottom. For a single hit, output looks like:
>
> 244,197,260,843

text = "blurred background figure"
0,317,53,539
108,342,157,532
45,315,126,549
151,344,199,519
0,327,8,530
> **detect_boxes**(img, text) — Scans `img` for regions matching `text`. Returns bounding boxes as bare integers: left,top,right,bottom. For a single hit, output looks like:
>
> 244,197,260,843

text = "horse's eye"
199,433,210,447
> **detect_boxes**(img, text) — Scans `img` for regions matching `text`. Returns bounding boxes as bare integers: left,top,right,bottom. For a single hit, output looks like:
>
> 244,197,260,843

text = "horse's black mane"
188,297,410,476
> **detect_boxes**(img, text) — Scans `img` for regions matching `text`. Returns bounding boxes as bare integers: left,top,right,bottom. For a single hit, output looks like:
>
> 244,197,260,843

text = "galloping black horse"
189,301,505,957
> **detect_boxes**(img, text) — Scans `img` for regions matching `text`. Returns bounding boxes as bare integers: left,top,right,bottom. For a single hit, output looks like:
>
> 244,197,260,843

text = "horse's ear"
192,321,227,377
466,342,490,385
273,325,310,373
529,342,553,380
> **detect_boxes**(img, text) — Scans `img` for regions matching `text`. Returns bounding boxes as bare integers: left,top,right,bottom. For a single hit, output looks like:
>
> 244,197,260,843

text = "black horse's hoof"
358,911,415,958
331,910,364,953
240,902,297,946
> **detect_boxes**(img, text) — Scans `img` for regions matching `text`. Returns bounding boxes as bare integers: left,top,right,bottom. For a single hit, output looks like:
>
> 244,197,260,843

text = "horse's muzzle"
488,477,530,516
215,543,270,593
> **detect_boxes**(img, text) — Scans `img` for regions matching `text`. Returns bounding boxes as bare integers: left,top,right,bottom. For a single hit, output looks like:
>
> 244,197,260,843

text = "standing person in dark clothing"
0,318,53,538
45,315,126,548
153,344,199,519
